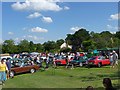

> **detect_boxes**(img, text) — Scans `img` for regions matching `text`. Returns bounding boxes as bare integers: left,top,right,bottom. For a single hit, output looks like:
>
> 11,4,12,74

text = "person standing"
0,59,8,85
112,51,118,68
6,58,11,79
45,55,49,69
65,55,69,68
109,53,113,67
53,57,57,68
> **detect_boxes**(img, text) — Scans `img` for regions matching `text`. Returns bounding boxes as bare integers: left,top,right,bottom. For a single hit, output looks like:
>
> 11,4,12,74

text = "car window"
12,62,21,67
102,56,105,60
98,56,104,60
98,57,101,60
89,57,96,60
23,63,28,66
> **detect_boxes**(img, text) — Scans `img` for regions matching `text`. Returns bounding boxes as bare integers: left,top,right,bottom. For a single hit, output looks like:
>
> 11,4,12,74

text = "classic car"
54,55,73,65
10,60,39,78
69,56,88,67
86,56,110,67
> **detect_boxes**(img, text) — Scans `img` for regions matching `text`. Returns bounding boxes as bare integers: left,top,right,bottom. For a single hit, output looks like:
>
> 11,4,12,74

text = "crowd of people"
0,50,119,88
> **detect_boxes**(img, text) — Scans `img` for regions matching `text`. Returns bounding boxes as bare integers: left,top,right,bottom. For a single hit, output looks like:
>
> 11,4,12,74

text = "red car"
54,55,73,65
87,56,110,67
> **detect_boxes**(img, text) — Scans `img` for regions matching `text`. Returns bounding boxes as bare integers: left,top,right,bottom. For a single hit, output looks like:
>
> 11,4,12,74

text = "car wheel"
30,68,36,73
10,71,15,78
98,63,101,67
79,63,83,67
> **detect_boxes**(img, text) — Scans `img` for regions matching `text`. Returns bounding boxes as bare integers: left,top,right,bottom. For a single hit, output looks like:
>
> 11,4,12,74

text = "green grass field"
2,63,120,89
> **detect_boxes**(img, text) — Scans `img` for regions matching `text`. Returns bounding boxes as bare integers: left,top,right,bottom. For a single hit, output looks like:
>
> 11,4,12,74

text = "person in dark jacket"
6,58,11,79
65,55,69,68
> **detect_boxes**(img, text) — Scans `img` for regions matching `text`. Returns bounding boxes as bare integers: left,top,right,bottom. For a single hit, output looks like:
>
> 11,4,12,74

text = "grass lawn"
2,63,120,89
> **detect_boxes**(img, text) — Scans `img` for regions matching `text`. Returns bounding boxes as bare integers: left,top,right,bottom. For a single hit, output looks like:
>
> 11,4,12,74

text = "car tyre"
30,68,36,73
98,63,101,67
10,71,15,78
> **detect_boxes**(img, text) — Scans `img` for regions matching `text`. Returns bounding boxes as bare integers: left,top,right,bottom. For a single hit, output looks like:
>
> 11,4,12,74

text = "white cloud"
27,12,41,18
70,26,84,31
42,16,53,23
11,1,30,11
24,35,44,41
11,0,62,12
14,35,44,44
27,35,38,40
64,6,70,10
103,24,119,34
109,13,120,20
30,27,48,33
8,32,14,35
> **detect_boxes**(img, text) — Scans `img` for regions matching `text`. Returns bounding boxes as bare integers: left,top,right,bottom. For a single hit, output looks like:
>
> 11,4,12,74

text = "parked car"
69,56,88,67
0,55,12,61
54,55,73,65
54,55,66,65
86,56,110,67
10,60,39,78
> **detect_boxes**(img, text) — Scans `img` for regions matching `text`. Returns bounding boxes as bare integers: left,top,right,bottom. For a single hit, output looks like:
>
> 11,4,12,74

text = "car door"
103,57,110,65
12,65,26,74
12,63,30,73
101,56,107,65
21,63,33,72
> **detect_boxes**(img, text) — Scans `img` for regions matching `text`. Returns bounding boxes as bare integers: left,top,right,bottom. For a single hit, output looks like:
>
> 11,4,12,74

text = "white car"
40,56,47,60
0,56,12,60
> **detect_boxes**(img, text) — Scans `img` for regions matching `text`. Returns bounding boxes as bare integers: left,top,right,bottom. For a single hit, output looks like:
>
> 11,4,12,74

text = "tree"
29,41,35,52
100,31,113,48
115,31,120,39
90,31,114,49
90,32,104,49
56,39,64,49
18,39,30,53
82,40,97,51
2,39,17,54
43,41,57,52
66,28,90,52
60,47,71,53
35,43,44,53
0,44,2,54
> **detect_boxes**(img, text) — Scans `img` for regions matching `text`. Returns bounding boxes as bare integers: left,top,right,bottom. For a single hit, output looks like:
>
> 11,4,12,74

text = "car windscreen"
88,57,96,60
55,56,65,59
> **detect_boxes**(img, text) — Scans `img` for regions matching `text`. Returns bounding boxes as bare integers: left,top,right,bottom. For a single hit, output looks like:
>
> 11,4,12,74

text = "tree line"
1,29,120,54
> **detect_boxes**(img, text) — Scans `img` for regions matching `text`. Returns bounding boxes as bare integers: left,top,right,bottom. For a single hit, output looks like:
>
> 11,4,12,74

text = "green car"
69,56,88,67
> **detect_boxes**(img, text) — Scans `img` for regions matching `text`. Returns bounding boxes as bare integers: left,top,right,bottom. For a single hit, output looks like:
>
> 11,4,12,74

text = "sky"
1,0,119,44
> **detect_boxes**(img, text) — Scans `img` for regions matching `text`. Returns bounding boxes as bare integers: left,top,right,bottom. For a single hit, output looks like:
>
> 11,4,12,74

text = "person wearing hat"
112,51,118,68
0,59,8,85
